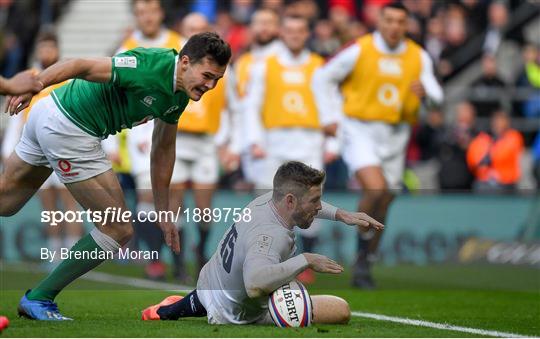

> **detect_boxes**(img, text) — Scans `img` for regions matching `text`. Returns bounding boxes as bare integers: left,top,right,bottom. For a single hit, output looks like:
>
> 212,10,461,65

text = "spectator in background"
483,0,509,55
424,16,445,63
467,110,524,193
515,44,540,118
470,53,508,117
438,4,468,80
438,101,477,191
417,109,445,162
311,19,341,58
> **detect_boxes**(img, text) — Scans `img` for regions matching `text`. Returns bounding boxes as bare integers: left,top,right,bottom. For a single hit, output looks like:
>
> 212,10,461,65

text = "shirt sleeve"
111,49,174,93
312,43,360,126
243,225,308,298
420,49,444,106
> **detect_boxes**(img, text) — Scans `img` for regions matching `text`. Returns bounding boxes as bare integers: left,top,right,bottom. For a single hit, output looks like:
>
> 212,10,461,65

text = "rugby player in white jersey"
142,161,383,324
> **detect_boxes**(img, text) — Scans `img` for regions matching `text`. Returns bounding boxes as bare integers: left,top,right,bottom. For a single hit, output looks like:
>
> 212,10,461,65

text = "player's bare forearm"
151,120,180,253
37,57,112,88
150,120,176,213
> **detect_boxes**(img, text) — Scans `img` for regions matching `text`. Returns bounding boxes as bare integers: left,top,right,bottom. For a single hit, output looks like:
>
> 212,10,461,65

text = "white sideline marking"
4,262,534,337
352,311,534,338
82,271,193,294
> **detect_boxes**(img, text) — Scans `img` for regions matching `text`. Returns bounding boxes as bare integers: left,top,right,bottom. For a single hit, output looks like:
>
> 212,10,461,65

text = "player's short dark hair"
180,32,231,66
36,29,58,46
273,161,326,200
382,2,409,16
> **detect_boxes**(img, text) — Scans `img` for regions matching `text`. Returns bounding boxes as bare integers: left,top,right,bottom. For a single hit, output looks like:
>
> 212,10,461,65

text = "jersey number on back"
220,224,238,273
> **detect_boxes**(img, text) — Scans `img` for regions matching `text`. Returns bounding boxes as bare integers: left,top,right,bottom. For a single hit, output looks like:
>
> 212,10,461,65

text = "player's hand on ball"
158,221,180,253
303,253,343,274
336,209,384,231
6,93,33,115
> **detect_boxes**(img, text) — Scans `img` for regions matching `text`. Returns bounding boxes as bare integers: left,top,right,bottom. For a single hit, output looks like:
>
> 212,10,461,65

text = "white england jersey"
196,192,305,324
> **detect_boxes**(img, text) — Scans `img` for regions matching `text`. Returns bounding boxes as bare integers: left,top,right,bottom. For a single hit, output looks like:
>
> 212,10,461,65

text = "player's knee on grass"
312,295,351,324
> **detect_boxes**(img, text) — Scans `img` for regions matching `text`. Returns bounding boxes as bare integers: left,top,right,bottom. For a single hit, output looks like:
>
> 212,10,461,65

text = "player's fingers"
15,101,29,115
3,96,12,113
9,96,22,115
360,213,384,230
164,230,172,249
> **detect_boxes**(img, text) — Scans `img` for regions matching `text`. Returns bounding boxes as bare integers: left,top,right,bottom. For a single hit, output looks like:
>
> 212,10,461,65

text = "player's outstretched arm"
244,253,343,298
151,119,180,253
6,57,112,115
0,71,43,95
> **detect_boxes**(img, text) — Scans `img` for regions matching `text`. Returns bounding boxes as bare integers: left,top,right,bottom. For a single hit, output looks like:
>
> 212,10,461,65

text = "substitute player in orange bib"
313,2,443,288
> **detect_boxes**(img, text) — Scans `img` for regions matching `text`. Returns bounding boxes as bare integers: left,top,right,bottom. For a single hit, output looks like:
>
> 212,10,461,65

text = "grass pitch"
0,262,538,337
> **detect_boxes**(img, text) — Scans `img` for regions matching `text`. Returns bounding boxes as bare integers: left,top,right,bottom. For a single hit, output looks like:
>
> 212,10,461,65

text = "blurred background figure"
226,8,281,190
103,0,184,281
470,53,508,118
313,2,443,289
1,29,82,265
467,110,525,193
437,101,478,191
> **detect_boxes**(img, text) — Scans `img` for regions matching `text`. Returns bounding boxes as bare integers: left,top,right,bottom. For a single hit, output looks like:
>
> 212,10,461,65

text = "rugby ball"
268,280,312,327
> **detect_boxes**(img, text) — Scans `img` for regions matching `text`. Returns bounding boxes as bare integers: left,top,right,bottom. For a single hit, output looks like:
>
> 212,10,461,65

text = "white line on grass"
352,311,534,338
5,262,534,338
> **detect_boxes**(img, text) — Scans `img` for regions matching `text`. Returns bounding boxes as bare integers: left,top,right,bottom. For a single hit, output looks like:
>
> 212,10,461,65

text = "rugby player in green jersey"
1,32,231,320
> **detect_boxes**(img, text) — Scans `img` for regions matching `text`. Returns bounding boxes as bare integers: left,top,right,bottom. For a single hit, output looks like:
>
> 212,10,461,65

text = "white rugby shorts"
15,95,111,183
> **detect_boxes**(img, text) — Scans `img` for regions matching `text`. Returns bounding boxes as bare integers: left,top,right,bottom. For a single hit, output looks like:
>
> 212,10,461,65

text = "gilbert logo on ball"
268,280,312,327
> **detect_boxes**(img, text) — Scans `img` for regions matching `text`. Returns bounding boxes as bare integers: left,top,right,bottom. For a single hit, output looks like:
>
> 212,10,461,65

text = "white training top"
196,191,337,324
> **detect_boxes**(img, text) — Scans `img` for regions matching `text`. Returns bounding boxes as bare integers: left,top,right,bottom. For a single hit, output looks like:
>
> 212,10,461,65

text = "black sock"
197,223,210,261
157,290,207,320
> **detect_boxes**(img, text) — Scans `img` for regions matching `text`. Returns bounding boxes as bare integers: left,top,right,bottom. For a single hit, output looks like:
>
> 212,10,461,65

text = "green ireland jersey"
51,48,189,138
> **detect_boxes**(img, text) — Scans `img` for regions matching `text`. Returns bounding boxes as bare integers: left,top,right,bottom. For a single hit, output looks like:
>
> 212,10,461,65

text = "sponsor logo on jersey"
164,105,179,115
282,70,305,84
378,57,402,76
141,96,156,107
114,56,137,68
